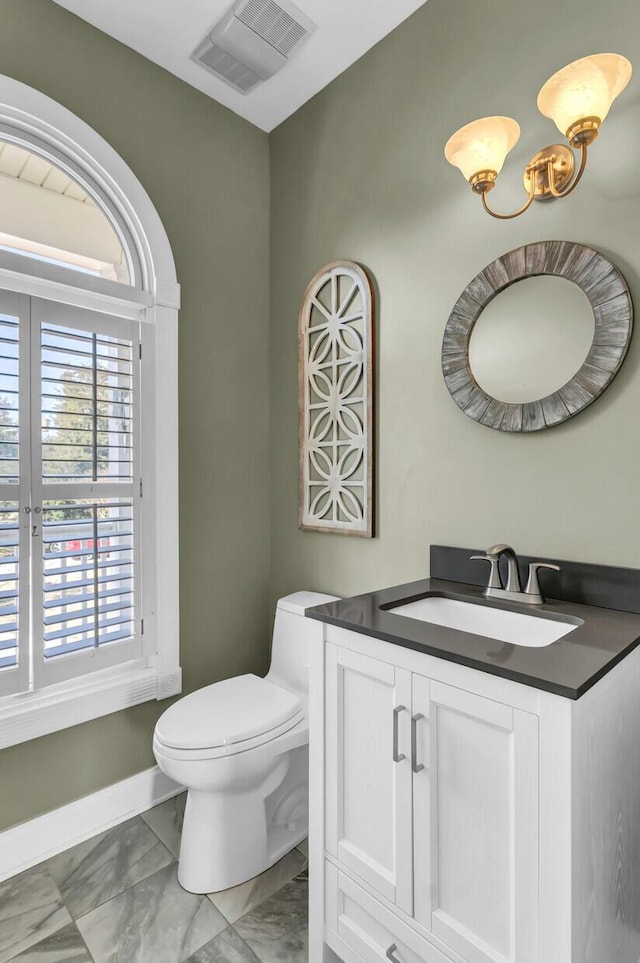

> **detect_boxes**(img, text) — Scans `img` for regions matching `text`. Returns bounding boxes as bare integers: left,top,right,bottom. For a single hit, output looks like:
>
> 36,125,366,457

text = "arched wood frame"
299,260,375,536
442,241,633,432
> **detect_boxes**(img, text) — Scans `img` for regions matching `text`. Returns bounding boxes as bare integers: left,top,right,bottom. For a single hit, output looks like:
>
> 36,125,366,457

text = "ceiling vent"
192,0,316,94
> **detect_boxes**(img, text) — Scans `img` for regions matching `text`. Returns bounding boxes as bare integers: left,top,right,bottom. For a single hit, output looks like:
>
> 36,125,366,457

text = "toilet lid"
154,674,303,751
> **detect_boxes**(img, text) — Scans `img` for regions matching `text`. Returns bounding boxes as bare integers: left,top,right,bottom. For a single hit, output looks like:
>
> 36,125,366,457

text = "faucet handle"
525,562,561,603
470,554,503,590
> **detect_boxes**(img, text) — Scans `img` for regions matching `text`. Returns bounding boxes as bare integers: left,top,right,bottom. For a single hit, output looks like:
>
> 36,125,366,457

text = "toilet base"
178,746,309,894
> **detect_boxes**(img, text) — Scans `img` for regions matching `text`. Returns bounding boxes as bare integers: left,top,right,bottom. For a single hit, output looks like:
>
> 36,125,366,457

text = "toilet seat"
153,673,304,760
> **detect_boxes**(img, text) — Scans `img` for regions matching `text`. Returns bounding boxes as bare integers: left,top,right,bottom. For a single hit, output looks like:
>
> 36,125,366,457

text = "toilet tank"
266,591,340,694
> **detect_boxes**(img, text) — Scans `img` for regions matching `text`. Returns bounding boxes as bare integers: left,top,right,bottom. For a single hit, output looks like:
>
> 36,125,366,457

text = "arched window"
0,140,130,282
0,78,180,749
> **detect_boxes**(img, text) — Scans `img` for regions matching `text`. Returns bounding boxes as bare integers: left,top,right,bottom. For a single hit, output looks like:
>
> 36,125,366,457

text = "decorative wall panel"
298,260,374,536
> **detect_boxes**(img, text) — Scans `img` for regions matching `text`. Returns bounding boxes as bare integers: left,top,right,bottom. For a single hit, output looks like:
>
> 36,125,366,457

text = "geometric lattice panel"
298,260,375,536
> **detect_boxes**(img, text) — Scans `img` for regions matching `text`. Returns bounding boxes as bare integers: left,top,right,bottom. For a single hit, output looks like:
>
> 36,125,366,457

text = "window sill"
0,662,182,750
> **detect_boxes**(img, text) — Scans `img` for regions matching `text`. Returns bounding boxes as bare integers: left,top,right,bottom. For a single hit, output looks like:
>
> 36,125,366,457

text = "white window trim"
0,76,180,751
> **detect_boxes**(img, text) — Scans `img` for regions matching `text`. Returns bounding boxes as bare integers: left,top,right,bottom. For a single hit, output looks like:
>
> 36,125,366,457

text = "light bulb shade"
444,116,521,182
537,53,632,137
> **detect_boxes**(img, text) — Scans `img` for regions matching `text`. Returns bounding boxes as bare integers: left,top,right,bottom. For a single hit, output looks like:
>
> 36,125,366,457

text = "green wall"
269,0,640,603
0,0,270,831
3,0,640,835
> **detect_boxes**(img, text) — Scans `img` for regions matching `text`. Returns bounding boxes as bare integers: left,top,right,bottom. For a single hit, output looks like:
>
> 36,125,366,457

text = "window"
0,76,180,749
0,140,130,283
0,294,141,697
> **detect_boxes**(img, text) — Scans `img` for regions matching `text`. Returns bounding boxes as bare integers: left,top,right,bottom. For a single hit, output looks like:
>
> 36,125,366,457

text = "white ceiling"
52,0,429,132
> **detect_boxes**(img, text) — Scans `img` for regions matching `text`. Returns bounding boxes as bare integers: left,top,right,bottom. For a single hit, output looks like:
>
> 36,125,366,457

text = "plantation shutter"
0,293,142,696
31,299,141,688
0,291,30,697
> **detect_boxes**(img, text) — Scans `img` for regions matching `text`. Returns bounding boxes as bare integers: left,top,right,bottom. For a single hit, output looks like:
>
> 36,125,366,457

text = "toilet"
152,591,338,894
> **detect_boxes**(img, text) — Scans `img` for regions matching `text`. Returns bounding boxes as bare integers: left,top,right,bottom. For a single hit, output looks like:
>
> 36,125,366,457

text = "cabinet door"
412,676,539,963
325,643,413,912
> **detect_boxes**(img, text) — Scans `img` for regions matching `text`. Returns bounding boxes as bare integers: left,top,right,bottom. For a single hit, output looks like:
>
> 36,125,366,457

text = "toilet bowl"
153,591,338,894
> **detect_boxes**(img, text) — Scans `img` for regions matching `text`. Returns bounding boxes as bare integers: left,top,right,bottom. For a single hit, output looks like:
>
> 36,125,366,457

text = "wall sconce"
444,53,632,220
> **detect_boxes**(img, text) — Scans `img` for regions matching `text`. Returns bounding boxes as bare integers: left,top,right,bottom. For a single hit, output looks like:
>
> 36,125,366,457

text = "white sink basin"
387,596,579,647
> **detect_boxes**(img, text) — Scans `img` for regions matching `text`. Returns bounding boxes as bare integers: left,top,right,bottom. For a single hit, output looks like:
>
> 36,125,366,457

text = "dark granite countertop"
306,574,640,700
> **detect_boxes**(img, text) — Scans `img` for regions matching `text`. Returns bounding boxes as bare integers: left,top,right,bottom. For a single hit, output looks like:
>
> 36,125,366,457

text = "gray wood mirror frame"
442,241,633,432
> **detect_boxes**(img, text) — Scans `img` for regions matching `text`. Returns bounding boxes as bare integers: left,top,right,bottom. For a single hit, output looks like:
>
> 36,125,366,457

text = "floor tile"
234,877,308,963
0,868,71,963
47,815,174,918
207,849,306,924
140,792,186,859
6,922,92,962
77,862,227,963
185,926,261,963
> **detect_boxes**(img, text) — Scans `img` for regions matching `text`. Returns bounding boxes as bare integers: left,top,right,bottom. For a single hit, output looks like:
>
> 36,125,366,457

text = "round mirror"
468,276,594,404
442,241,633,432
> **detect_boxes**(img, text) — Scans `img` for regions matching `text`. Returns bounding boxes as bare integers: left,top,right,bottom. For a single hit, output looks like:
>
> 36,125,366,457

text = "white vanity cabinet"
323,640,538,963
308,621,640,963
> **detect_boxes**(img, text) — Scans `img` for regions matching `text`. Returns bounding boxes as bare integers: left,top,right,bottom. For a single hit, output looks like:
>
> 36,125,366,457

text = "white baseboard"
0,766,184,883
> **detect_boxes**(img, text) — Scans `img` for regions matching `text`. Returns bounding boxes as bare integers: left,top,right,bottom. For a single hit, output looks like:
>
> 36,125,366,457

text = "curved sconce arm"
481,182,536,220
547,143,588,199
480,142,588,220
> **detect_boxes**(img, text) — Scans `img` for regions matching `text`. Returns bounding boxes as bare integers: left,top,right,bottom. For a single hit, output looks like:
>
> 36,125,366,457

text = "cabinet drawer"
325,862,452,963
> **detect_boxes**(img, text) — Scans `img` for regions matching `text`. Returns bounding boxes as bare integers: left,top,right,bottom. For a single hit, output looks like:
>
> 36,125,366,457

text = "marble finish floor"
0,794,308,963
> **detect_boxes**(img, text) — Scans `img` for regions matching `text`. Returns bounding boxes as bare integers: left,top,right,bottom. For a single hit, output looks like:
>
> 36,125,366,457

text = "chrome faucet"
471,544,560,605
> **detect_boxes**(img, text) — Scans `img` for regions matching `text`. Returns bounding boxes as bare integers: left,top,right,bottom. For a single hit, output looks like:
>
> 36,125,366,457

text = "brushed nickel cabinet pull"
386,943,402,962
392,705,406,763
411,712,424,773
